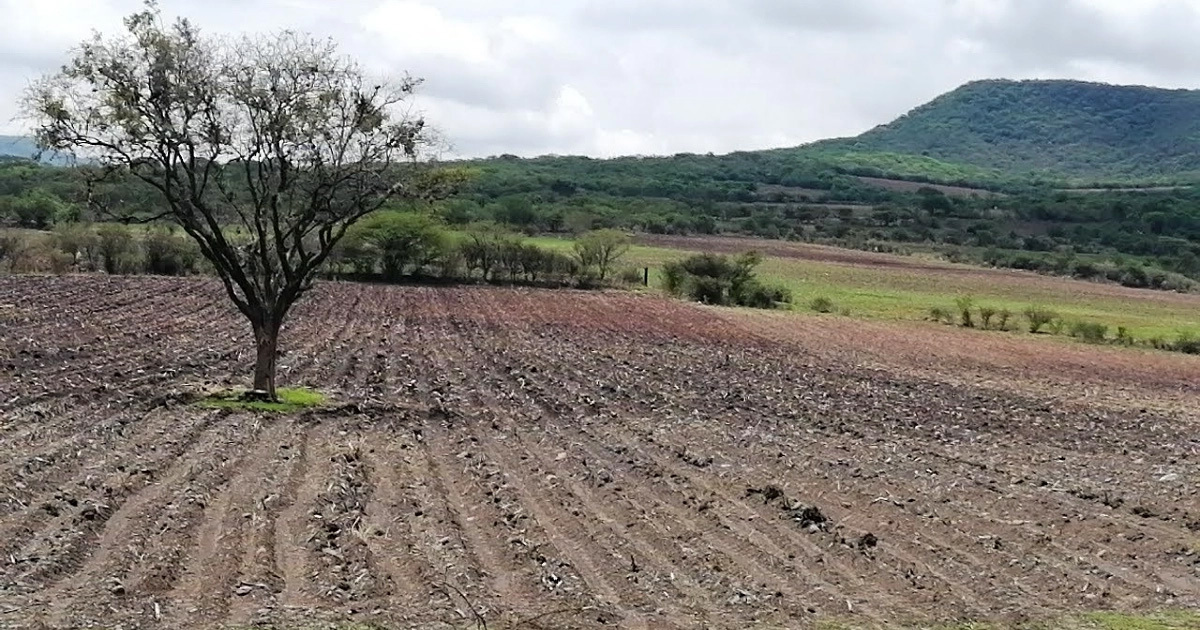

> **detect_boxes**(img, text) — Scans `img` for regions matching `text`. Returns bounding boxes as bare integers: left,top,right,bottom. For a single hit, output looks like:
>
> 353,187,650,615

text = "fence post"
643,267,649,286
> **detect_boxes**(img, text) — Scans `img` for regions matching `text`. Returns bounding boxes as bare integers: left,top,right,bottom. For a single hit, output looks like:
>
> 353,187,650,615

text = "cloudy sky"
2,0,1198,158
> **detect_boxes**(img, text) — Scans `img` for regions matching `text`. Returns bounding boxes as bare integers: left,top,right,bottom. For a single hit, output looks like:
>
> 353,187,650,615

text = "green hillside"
7,79,1200,294
817,79,1200,183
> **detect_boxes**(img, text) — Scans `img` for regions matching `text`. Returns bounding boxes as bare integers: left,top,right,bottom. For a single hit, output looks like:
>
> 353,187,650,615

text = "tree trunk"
252,321,280,400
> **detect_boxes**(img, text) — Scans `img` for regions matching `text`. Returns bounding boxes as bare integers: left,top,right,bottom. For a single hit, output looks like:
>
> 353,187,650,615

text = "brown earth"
1,275,1198,629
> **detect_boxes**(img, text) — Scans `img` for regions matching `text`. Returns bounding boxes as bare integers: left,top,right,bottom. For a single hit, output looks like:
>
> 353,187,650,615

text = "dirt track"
1,276,1198,629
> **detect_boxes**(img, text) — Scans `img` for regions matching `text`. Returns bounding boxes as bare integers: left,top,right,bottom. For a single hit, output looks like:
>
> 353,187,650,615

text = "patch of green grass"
1079,611,1200,630
196,387,327,413
525,234,1200,342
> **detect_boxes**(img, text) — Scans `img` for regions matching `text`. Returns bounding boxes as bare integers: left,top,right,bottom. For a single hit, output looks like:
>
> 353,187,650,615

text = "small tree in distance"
574,229,631,281
24,2,460,399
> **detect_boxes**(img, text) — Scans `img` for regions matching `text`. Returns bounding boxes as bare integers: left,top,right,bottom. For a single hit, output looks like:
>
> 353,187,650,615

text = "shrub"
1119,264,1149,288
495,237,528,282
954,296,975,328
96,224,140,274
47,250,74,275
52,223,99,270
9,190,68,229
355,211,451,280
928,306,952,324
809,296,835,313
1047,318,1067,336
661,250,786,309
434,247,466,279
978,306,998,330
736,280,790,309
661,260,689,296
0,231,37,272
1174,332,1200,354
995,309,1013,331
617,266,645,286
143,228,199,276
1024,305,1058,333
460,223,508,281
1115,326,1134,346
686,275,728,304
574,229,630,281
1071,260,1100,279
1069,321,1108,343
331,236,377,275
545,250,581,284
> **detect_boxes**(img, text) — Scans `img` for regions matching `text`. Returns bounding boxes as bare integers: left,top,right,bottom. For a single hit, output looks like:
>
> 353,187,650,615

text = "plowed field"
1,276,1198,629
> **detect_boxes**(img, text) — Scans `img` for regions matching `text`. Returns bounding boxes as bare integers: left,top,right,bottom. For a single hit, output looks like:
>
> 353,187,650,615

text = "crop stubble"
0,275,1198,629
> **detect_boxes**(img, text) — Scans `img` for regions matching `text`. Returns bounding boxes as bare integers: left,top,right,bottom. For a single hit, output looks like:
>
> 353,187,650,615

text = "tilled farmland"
1,275,1198,629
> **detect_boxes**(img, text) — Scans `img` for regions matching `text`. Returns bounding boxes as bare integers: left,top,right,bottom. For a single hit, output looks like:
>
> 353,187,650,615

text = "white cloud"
362,1,491,65
3,0,1200,157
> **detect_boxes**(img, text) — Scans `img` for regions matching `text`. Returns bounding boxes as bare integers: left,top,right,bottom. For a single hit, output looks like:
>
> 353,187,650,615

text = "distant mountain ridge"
0,135,74,165
0,135,43,161
814,79,1200,182
5,79,1200,183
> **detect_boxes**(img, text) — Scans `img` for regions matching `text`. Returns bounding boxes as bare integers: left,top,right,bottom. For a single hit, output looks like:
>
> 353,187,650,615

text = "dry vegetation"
1,276,1199,629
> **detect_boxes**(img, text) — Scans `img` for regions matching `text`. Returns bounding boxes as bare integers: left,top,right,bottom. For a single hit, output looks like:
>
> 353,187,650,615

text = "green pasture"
530,235,1200,341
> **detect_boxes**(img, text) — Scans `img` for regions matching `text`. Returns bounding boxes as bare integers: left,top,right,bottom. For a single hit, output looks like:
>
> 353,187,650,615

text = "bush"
995,308,1013,331
1069,321,1108,343
617,266,645,286
460,223,508,281
1173,332,1200,354
1024,305,1058,333
96,224,140,274
434,247,466,279
978,306,998,330
955,296,975,328
351,211,450,280
143,228,198,276
47,250,74,275
736,280,791,309
661,251,788,309
661,259,689,296
0,231,38,272
52,223,99,270
809,296,835,313
1115,326,1134,346
1047,318,1067,336
686,275,728,304
8,190,68,229
574,229,630,281
928,306,952,324
330,236,377,275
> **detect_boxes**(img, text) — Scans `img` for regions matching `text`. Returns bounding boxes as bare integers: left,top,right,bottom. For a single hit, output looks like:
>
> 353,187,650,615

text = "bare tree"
24,2,459,399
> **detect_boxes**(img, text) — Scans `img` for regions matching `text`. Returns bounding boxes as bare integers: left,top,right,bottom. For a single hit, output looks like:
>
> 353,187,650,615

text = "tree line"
0,218,638,290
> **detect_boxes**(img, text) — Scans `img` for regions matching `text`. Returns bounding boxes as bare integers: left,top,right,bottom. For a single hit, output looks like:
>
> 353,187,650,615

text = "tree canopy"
23,2,458,398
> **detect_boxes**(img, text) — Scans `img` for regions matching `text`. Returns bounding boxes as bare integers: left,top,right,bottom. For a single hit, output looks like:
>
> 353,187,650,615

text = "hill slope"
818,79,1200,183
0,135,72,165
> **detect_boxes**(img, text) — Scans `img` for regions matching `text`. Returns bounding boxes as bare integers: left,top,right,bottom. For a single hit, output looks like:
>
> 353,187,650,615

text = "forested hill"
817,79,1200,183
